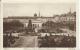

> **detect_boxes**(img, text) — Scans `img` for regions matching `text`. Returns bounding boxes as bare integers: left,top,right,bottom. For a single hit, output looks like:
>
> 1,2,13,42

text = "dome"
34,13,37,17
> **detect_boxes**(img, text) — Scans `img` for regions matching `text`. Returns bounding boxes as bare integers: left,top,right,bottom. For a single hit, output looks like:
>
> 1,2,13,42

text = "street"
11,36,38,47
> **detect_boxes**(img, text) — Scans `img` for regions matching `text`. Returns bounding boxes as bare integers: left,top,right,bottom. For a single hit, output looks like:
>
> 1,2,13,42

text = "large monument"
27,19,33,32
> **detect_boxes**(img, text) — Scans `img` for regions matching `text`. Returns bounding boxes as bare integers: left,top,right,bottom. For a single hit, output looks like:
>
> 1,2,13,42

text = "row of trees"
3,20,24,33
38,20,76,33
39,21,63,33
3,20,23,47
3,19,76,33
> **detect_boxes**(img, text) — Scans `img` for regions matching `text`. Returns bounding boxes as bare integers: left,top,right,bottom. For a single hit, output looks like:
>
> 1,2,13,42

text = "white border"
0,0,79,50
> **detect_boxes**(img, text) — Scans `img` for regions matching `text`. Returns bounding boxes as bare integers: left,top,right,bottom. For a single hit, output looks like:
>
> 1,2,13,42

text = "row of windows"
60,17,76,21
32,24,40,28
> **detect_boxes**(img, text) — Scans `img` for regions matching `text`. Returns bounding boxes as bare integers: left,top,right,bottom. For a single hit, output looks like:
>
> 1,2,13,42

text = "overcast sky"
3,0,76,17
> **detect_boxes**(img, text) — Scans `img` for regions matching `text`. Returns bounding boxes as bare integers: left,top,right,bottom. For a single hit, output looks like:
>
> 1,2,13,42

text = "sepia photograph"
3,0,76,48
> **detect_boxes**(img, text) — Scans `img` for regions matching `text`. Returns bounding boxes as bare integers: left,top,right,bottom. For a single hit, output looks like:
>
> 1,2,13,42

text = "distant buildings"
3,13,55,29
53,10,76,23
3,10,76,32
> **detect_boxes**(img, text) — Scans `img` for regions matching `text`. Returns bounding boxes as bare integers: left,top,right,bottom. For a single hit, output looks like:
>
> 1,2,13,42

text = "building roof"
3,16,54,19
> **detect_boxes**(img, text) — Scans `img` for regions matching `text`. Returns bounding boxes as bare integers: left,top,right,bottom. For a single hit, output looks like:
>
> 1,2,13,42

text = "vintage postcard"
0,0,78,50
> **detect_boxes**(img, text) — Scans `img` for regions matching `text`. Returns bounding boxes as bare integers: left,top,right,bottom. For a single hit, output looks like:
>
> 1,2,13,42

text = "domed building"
34,13,37,17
